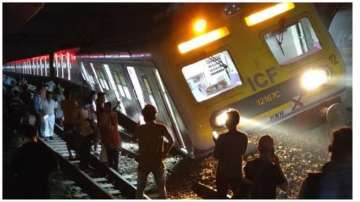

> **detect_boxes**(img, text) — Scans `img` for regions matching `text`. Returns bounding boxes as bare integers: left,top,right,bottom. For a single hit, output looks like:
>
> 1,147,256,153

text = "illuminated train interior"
3,50,193,157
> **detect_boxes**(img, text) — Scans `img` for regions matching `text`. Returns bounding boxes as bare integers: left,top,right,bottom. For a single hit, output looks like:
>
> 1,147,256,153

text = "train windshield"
182,50,242,102
265,17,322,65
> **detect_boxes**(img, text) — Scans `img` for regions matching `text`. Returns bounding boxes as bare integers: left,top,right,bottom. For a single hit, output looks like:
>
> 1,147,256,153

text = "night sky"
3,3,348,63
3,3,173,62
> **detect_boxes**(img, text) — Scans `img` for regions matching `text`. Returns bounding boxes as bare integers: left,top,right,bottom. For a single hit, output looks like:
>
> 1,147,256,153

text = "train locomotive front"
149,3,347,157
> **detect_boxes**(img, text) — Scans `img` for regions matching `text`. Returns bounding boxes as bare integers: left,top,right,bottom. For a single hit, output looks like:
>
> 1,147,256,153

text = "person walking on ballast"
214,109,248,199
134,104,174,199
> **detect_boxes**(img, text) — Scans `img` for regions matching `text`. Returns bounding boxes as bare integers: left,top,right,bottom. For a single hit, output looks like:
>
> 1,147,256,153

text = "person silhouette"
134,104,174,199
299,127,352,199
214,109,248,198
244,135,288,199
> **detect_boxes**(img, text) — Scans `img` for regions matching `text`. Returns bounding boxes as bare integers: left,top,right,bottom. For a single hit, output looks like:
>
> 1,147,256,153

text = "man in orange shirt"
99,102,121,170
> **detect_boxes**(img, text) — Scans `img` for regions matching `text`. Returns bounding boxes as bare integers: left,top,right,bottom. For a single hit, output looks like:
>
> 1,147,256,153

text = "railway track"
39,133,150,199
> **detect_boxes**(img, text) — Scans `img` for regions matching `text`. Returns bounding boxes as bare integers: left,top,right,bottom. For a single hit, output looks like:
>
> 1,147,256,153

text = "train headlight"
300,69,329,91
193,19,207,34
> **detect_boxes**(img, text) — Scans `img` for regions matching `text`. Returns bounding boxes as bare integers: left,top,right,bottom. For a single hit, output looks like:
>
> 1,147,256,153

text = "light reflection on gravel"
197,129,330,199
51,125,331,199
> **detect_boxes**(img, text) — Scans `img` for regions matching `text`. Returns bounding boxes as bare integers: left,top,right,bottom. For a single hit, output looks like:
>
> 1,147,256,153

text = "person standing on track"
33,86,46,133
96,92,107,162
77,101,96,170
96,92,106,119
214,109,248,199
134,104,174,199
62,90,80,159
244,135,288,199
299,127,352,199
99,102,121,170
86,91,99,153
40,91,59,141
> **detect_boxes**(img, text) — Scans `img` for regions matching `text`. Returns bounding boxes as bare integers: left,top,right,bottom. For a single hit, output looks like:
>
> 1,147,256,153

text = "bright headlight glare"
301,69,329,91
215,111,229,126
212,131,219,139
193,19,207,34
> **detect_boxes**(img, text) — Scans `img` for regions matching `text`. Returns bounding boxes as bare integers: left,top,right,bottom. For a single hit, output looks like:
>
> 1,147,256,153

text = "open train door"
126,65,189,154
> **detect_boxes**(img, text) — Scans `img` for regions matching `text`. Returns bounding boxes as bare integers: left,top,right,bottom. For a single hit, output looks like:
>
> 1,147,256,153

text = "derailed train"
3,3,347,158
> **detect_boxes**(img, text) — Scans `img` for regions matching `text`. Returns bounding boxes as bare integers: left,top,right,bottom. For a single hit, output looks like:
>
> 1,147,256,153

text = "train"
3,3,347,158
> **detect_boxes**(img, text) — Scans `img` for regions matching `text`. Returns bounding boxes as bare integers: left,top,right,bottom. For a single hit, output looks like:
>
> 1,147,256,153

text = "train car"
3,3,348,158
3,54,51,77
75,51,192,155
3,50,194,157
146,3,347,156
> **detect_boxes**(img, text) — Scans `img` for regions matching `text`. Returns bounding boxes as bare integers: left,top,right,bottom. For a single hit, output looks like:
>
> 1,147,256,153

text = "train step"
108,189,121,195
62,180,76,185
99,183,115,188
72,193,89,198
93,177,108,182
69,159,80,164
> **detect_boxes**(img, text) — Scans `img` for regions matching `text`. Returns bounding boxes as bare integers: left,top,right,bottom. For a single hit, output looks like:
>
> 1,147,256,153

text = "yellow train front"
150,3,347,157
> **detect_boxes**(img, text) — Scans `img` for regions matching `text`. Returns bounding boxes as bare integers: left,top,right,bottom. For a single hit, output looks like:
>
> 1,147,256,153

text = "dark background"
3,3,174,62
3,3,348,63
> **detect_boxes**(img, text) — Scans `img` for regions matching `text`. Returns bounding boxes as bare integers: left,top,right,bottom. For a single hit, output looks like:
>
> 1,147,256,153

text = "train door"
126,65,187,150
108,63,143,123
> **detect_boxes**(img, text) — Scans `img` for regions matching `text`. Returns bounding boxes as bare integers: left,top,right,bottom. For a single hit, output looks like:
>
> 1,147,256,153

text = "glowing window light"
127,66,146,108
61,54,66,79
45,59,49,76
90,63,103,92
178,27,230,54
155,69,186,149
245,2,295,26
104,64,121,101
40,58,44,76
66,52,72,80
80,62,94,89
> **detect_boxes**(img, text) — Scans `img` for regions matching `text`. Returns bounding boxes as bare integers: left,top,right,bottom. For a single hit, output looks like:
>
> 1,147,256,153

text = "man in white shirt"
40,91,59,140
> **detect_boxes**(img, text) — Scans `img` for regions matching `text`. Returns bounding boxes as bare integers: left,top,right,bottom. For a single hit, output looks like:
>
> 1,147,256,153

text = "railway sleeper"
46,132,150,199
192,182,231,199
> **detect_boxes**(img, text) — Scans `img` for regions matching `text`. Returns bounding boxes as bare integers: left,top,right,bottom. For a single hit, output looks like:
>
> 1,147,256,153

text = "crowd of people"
3,75,352,199
4,77,59,198
3,76,175,199
212,109,352,199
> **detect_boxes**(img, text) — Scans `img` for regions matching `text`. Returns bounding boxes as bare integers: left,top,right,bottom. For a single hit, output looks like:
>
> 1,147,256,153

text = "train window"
127,66,146,108
61,55,66,79
95,67,111,91
112,72,126,98
123,86,132,100
104,64,121,101
36,58,41,75
55,57,60,77
45,59,49,76
100,79,109,90
143,77,158,108
181,50,242,102
115,69,132,100
90,63,104,92
118,86,126,97
40,59,44,76
80,62,96,89
265,17,322,65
